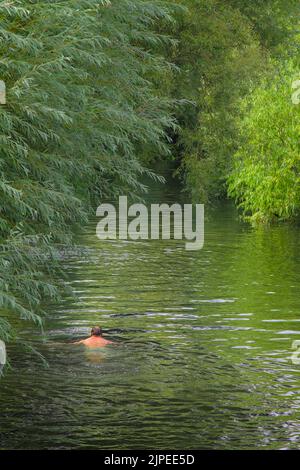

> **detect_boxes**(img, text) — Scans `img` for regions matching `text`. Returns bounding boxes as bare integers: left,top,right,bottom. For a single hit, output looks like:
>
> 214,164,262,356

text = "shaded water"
1,174,300,450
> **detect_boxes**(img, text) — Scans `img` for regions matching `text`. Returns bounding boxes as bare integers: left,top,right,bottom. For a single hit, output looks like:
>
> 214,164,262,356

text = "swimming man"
74,326,113,348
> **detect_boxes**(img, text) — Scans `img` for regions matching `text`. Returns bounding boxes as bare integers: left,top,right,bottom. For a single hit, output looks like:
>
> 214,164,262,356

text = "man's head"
91,326,102,337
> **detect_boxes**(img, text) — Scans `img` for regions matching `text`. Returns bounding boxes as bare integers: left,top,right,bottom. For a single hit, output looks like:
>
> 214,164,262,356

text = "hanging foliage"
0,0,176,344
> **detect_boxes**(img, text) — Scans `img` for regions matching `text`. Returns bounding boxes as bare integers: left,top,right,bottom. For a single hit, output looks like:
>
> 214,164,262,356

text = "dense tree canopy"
0,0,176,345
228,61,300,224
168,0,265,202
1,0,300,352
166,0,300,203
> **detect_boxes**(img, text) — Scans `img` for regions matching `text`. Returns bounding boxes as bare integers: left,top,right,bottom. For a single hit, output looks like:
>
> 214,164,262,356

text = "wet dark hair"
91,326,102,337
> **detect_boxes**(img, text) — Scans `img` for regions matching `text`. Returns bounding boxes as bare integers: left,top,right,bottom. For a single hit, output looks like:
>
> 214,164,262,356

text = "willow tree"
167,0,300,203
228,61,300,224
0,0,176,349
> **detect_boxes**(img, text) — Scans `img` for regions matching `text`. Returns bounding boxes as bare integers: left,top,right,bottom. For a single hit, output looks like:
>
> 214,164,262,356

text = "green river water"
1,173,300,449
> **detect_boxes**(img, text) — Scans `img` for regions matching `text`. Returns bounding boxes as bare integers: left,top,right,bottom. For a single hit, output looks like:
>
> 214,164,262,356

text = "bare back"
75,336,113,348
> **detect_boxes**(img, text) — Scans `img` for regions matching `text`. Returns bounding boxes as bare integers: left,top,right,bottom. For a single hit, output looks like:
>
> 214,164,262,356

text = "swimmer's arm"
105,339,114,344
73,339,85,345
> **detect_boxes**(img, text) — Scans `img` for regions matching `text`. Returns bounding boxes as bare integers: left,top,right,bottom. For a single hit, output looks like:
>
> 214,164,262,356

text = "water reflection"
1,175,300,449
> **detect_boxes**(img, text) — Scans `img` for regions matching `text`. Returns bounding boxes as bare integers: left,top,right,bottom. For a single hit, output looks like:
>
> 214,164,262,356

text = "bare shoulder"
73,339,85,345
105,339,114,345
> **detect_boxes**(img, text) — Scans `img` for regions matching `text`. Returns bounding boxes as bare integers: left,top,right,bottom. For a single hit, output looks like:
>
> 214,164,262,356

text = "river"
1,172,300,449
